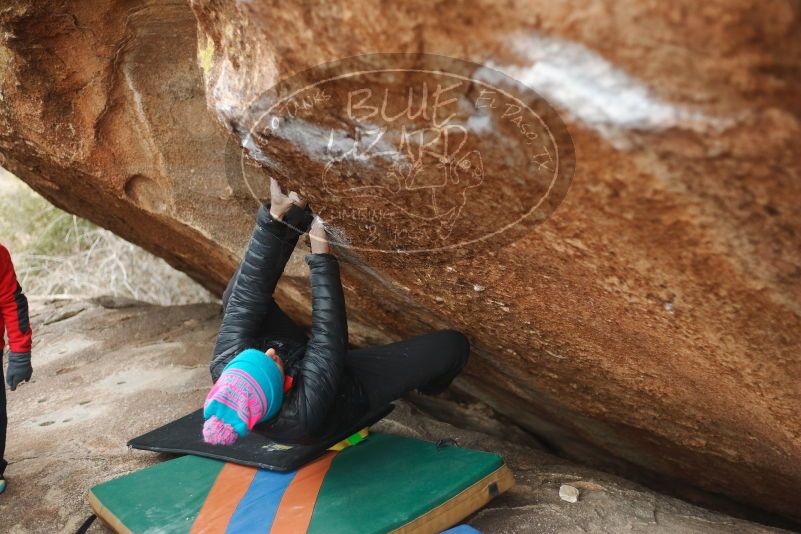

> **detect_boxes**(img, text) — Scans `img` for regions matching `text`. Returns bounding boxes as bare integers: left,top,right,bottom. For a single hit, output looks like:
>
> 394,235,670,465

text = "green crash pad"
89,433,514,534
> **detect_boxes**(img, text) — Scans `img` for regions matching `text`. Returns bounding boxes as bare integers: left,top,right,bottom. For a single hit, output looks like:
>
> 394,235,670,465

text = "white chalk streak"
478,33,732,147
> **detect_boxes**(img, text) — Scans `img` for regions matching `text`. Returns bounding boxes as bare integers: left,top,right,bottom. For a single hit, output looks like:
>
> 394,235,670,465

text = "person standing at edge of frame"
0,243,34,495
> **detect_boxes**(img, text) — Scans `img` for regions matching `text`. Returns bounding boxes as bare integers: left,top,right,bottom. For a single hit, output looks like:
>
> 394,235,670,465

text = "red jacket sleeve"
0,244,32,354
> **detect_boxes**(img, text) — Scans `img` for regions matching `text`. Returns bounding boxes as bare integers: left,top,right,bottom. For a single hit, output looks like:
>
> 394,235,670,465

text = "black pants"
222,284,469,410
1,361,7,477
345,329,469,408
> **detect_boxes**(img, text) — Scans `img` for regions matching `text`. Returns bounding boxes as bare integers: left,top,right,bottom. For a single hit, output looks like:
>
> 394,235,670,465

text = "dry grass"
0,169,216,305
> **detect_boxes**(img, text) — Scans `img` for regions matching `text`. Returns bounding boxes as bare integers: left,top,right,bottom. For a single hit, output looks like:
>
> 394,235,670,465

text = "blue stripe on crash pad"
225,469,297,534
442,526,482,534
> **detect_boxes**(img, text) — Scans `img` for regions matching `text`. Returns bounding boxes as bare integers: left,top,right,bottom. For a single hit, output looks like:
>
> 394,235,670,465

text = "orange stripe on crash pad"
270,452,336,533
190,462,257,534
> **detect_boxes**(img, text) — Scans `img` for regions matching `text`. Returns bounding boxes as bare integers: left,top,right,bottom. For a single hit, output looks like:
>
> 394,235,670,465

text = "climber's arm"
221,179,313,312
210,205,292,381
0,245,32,355
0,244,33,390
287,248,347,436
264,219,345,438
212,179,313,380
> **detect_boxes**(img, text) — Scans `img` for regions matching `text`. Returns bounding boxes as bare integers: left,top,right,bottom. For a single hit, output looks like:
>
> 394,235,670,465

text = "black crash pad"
128,405,393,471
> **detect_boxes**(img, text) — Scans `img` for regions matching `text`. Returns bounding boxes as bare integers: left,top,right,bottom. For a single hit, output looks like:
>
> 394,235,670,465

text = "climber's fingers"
288,191,307,209
270,177,287,200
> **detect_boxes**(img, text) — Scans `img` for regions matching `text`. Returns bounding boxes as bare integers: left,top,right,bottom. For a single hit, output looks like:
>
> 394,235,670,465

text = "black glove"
6,351,32,391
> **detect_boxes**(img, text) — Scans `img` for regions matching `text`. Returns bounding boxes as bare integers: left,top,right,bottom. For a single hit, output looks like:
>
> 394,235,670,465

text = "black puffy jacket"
210,206,368,444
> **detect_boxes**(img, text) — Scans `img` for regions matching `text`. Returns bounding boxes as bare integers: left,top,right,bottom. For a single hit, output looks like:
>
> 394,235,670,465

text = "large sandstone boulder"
1,0,800,523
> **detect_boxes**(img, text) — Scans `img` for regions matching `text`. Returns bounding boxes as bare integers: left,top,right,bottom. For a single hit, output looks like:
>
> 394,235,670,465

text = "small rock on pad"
559,484,579,503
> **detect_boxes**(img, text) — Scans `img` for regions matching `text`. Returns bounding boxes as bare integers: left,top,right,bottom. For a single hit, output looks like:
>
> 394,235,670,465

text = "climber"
0,243,34,495
202,178,469,446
